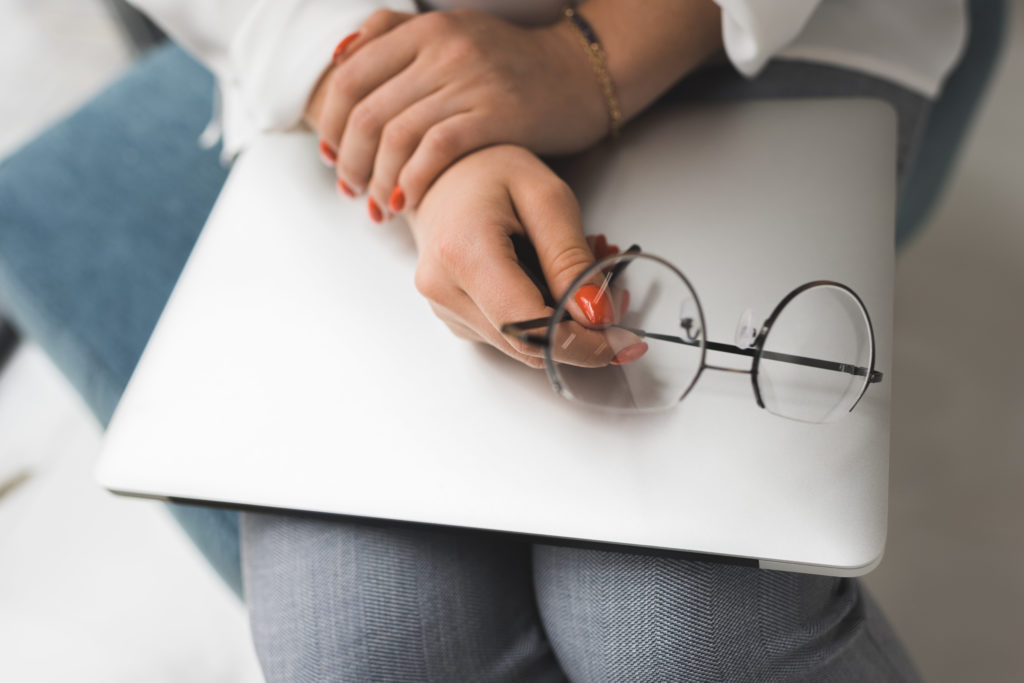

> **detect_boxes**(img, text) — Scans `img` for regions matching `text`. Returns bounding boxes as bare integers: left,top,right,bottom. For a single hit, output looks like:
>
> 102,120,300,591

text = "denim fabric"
0,44,240,596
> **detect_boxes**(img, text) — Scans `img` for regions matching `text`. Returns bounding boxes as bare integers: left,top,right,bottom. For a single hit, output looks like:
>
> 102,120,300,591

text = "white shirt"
127,0,966,156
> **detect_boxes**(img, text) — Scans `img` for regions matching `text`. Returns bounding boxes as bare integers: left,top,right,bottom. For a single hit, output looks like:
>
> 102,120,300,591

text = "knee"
533,546,863,682
241,514,558,682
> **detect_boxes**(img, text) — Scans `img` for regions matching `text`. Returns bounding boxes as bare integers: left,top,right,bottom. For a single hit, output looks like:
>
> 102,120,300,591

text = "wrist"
573,0,723,121
536,21,610,147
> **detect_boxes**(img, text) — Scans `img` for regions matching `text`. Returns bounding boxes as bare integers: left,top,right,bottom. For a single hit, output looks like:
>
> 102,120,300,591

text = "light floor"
0,1,1021,681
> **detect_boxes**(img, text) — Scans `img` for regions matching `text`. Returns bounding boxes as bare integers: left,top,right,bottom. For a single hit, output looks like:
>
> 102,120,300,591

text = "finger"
427,302,483,343
307,10,413,131
346,86,465,216
586,233,621,261
506,171,594,301
367,90,471,215
452,227,628,368
397,111,494,209
332,9,413,62
313,36,419,188
503,168,645,364
503,165,623,333
425,283,546,368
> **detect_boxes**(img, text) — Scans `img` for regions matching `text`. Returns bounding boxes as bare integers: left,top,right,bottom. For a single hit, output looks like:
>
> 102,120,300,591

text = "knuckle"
413,265,444,302
423,124,461,160
367,8,397,29
537,177,576,207
547,244,594,283
380,118,417,153
435,234,471,275
445,34,482,63
416,11,453,33
348,102,381,136
328,68,356,99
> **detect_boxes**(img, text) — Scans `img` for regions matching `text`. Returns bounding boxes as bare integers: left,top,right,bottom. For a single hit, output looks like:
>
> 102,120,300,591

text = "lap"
241,513,564,683
0,40,937,666
241,515,921,682
532,545,920,682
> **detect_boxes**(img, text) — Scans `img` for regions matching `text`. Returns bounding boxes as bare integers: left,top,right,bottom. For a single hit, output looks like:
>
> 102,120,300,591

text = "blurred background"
0,1,1020,681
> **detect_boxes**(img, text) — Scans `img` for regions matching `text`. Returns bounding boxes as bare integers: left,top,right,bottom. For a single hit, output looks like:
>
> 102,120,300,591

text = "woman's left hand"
407,144,643,369
306,8,607,219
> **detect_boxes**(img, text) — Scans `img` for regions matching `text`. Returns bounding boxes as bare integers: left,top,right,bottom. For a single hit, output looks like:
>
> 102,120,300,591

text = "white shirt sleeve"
127,0,417,156
713,0,823,77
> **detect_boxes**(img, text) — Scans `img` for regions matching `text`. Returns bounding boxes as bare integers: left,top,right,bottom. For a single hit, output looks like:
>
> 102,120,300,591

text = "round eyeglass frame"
539,251,880,417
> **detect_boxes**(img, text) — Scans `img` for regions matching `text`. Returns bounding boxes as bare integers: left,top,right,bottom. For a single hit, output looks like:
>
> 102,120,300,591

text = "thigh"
533,546,920,683
0,43,239,593
0,43,228,426
241,513,566,683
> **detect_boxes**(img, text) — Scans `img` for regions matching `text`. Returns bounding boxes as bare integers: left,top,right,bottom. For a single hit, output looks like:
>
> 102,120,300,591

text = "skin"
408,145,641,368
303,1,723,366
306,1,723,215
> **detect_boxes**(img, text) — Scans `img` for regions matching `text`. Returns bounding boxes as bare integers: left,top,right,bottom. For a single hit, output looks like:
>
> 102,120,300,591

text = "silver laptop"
97,98,896,576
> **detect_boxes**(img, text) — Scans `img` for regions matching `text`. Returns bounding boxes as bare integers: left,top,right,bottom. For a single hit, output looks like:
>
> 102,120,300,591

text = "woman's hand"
407,144,643,368
306,8,607,220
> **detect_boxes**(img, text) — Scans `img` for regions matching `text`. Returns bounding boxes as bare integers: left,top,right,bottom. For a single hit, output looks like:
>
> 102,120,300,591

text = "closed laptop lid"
98,98,896,576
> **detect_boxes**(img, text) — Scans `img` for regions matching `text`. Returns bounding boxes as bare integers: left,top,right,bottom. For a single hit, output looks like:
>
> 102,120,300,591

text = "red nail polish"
367,197,383,222
388,186,405,213
594,234,607,255
319,139,337,166
610,342,649,366
332,32,361,62
575,284,615,325
337,179,355,198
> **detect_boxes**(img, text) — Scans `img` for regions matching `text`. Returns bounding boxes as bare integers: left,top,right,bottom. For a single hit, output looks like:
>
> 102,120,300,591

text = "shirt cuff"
220,0,416,157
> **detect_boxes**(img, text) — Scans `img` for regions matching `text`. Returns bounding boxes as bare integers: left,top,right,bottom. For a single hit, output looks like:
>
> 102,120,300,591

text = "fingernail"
337,179,355,198
367,197,383,223
332,32,361,62
319,139,337,166
594,234,608,254
610,342,649,366
575,284,615,325
388,186,405,213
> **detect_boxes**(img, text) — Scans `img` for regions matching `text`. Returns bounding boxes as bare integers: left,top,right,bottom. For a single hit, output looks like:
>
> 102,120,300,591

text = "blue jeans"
0,6,1003,673
0,45,241,596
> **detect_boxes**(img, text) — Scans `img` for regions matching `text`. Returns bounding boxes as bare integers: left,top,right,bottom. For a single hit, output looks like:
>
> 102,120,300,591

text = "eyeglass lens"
548,254,705,410
756,284,873,423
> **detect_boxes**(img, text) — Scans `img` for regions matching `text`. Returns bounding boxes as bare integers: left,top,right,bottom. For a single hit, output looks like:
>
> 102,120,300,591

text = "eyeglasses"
502,247,882,423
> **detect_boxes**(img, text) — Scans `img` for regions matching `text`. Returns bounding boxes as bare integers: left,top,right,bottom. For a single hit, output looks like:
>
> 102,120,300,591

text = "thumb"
507,172,598,307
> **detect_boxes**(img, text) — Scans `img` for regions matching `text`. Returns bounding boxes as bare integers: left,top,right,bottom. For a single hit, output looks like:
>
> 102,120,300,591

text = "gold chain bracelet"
563,6,622,138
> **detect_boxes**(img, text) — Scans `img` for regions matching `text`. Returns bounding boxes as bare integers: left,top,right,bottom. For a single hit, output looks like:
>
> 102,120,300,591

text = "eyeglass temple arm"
501,318,883,384
625,329,883,383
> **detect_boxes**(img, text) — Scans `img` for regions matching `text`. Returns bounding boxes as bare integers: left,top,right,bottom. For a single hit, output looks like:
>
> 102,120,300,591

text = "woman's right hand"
307,8,606,219
307,2,722,222
407,144,645,368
